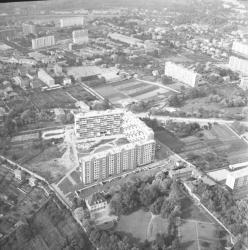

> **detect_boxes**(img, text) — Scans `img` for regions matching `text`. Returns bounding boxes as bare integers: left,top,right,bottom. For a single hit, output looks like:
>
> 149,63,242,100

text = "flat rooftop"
207,169,230,182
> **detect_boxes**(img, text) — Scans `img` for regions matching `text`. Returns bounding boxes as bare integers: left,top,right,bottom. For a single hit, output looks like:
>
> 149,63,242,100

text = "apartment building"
122,111,154,142
22,23,36,35
164,61,200,87
74,109,124,141
60,17,84,28
38,69,55,87
72,29,89,44
31,35,55,50
80,140,155,184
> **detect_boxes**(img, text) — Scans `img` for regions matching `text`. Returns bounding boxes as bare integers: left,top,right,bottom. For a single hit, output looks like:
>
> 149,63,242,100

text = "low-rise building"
38,69,55,87
169,167,192,179
85,192,107,212
226,166,248,190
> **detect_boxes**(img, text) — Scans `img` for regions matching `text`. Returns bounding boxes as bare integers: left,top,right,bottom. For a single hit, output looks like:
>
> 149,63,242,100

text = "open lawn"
116,210,152,242
179,220,221,250
147,215,169,241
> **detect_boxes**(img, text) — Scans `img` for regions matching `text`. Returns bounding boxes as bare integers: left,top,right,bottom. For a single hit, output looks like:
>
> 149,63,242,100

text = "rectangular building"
38,69,55,87
22,23,36,35
239,76,248,91
60,17,84,28
31,35,55,50
72,29,89,44
229,56,248,75
232,41,248,58
226,166,248,190
164,61,199,87
80,140,155,184
169,167,192,179
108,32,144,47
74,109,124,141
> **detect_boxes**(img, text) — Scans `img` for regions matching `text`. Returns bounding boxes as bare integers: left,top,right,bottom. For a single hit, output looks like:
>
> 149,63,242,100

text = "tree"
150,196,165,215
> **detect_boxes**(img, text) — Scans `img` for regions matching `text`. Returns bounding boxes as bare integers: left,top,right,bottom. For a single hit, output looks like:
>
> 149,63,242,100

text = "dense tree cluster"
186,151,229,170
208,93,247,108
84,175,182,250
110,175,181,218
164,121,201,138
193,183,247,236
166,86,210,107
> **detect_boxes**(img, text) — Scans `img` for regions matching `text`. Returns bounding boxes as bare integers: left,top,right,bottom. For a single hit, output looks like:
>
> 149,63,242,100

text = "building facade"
77,109,156,185
164,61,199,87
74,109,124,141
80,140,155,184
22,23,36,35
38,69,55,87
226,167,248,190
72,29,89,44
60,17,84,28
31,36,55,50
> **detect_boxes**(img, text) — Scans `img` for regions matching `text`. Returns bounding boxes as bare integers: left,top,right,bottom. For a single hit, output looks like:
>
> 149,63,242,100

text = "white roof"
207,169,230,182
227,166,248,179
74,108,124,118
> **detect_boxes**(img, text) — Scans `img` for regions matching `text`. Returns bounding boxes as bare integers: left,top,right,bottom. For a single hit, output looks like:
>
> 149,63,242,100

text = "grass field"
30,89,76,109
116,210,152,241
65,84,96,102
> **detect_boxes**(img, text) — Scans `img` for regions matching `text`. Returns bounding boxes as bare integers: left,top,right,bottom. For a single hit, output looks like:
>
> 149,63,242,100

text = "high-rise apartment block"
72,29,89,44
38,69,55,87
60,17,84,28
80,140,155,184
31,36,55,50
22,23,36,35
76,109,156,185
74,109,123,141
164,61,200,87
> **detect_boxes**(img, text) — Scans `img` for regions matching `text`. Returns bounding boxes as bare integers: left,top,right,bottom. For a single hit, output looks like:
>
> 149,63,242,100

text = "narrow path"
195,221,201,250
136,78,181,93
146,212,158,241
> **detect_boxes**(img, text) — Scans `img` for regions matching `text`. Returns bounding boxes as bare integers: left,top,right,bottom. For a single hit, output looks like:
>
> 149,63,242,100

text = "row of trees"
186,151,229,171
193,183,247,236
208,93,247,108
